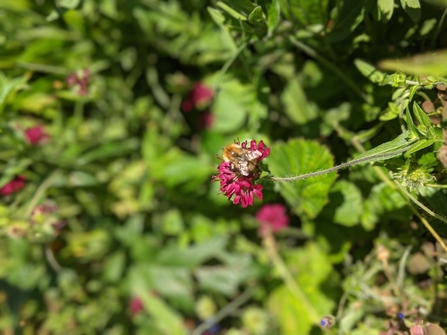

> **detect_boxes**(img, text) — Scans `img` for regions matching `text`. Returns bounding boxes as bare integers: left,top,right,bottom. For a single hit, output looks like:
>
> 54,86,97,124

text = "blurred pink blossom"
25,126,49,145
256,204,289,234
182,82,213,112
129,296,144,317
1,176,26,196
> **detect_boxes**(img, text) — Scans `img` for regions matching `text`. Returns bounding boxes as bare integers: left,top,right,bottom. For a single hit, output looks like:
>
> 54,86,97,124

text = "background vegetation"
0,0,447,334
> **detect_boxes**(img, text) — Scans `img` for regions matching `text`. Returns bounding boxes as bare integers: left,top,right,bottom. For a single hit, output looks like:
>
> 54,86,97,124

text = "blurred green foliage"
0,0,447,334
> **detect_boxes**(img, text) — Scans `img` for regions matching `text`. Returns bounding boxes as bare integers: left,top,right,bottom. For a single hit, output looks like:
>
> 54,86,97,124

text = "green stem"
263,229,320,323
392,177,447,252
15,61,70,75
269,145,412,182
213,41,247,92
190,286,255,335
25,170,62,218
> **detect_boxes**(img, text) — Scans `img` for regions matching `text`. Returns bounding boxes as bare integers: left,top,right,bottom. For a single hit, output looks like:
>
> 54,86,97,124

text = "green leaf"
360,182,409,230
404,106,421,139
144,265,193,300
379,49,447,76
76,139,139,165
212,77,256,132
354,59,388,84
378,0,394,21
354,132,415,162
268,139,336,219
327,0,365,43
267,0,280,34
412,102,436,138
102,251,125,283
286,0,329,26
248,6,264,23
156,236,228,268
268,243,336,334
216,1,251,20
128,269,187,335
400,0,421,22
405,138,435,156
281,77,318,124
321,180,363,226
58,0,81,9
195,265,243,296
0,73,28,114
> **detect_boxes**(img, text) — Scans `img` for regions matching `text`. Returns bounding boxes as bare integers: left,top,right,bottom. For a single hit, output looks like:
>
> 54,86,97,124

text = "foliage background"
0,0,447,334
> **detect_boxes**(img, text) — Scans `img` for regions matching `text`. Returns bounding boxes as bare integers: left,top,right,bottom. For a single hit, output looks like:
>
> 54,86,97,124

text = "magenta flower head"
1,176,26,196
25,126,49,145
129,296,144,317
256,203,289,234
212,139,270,207
182,82,213,112
66,69,90,96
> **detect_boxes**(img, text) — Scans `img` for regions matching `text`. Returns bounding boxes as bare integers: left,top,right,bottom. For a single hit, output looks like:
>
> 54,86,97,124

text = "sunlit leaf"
281,77,318,124
268,139,336,219
379,50,447,76
268,243,336,335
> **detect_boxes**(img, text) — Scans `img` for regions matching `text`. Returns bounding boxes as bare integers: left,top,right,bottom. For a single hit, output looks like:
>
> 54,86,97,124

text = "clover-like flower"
25,126,49,145
212,140,270,207
1,176,26,196
182,82,213,112
256,203,289,234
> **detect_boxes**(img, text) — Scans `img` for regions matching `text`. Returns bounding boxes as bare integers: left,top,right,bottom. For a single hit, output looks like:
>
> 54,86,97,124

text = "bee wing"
245,150,262,161
238,161,250,176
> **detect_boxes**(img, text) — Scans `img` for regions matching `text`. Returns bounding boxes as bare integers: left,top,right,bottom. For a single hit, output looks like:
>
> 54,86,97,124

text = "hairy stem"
268,146,412,183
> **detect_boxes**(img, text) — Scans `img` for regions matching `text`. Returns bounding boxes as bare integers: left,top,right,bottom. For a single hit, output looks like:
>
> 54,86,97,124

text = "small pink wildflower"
25,126,49,145
66,69,90,96
182,82,213,112
129,296,144,317
1,176,26,196
256,204,289,234
212,140,270,207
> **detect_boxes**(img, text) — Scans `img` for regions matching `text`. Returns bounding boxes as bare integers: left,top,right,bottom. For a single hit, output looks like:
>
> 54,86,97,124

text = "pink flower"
66,69,90,96
129,296,144,317
182,82,213,112
25,126,49,145
256,204,289,234
1,176,26,196
212,140,270,207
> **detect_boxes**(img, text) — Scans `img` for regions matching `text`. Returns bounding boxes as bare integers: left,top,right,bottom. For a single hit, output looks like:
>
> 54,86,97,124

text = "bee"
222,142,262,176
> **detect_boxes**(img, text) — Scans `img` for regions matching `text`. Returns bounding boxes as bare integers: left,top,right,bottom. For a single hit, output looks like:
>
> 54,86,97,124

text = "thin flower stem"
351,140,447,254
15,61,70,75
268,145,412,183
428,184,447,189
25,170,62,218
213,41,247,92
431,8,447,48
190,286,255,335
44,245,63,273
263,229,321,323
393,179,447,253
